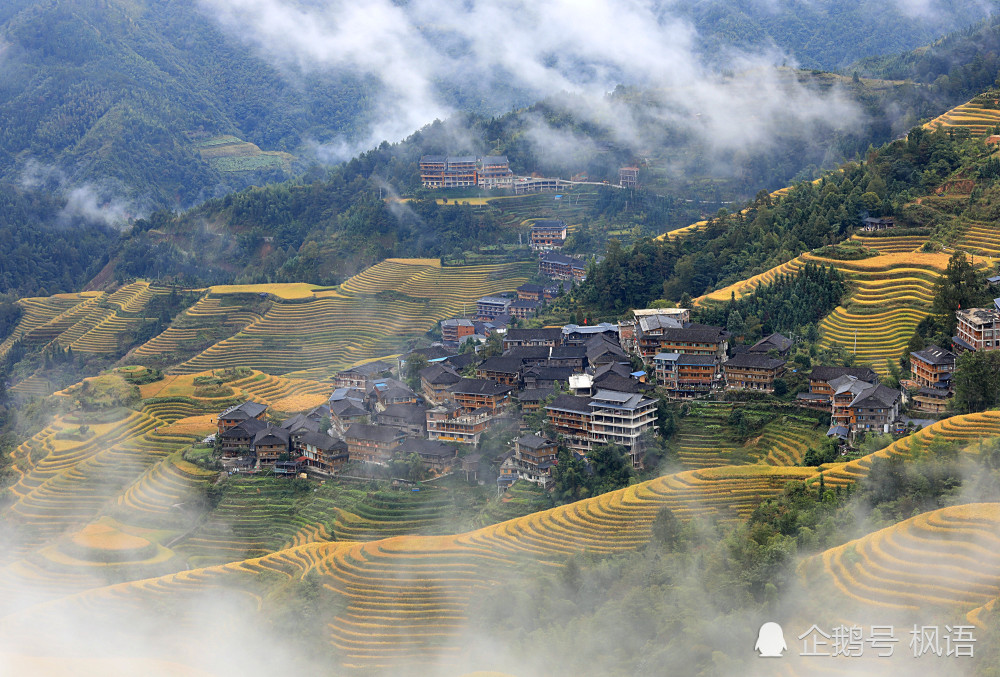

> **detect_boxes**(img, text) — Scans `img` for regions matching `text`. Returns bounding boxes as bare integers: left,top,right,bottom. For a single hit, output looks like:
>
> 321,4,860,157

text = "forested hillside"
679,0,1000,70
0,0,374,207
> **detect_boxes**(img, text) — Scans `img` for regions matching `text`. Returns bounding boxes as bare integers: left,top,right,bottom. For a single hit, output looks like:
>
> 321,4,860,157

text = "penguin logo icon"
755,622,787,657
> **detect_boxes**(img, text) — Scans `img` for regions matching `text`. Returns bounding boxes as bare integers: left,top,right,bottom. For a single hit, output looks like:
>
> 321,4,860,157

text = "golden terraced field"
163,259,534,378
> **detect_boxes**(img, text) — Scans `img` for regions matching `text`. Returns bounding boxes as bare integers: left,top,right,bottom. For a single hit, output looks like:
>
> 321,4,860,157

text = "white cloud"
198,0,861,164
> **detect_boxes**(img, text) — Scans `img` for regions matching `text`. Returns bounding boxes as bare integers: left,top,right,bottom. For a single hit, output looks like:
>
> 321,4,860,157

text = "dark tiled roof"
517,387,554,402
478,356,525,374
550,345,587,360
910,345,955,366
330,399,368,418
724,353,786,370
517,283,544,293
221,400,267,420
253,426,290,446
450,378,514,396
220,418,267,438
657,323,728,343
523,366,574,381
420,364,462,385
749,332,792,353
517,433,555,450
398,437,457,459
503,346,552,361
850,384,900,409
677,354,716,365
410,345,455,360
504,328,563,343
592,373,641,393
546,394,593,414
531,219,567,231
280,413,320,433
345,423,404,443
377,403,427,425
443,353,478,370
300,432,346,452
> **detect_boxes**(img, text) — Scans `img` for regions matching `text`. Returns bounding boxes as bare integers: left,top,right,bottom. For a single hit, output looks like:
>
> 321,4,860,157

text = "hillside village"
8,9,1000,674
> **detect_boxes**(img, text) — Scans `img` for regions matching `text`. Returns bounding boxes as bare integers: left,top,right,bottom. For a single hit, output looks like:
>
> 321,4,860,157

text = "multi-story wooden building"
332,360,393,389
636,323,729,363
298,432,349,473
529,219,567,250
344,423,404,464
475,356,523,387
539,251,587,281
376,403,428,437
910,345,956,390
652,352,680,391
828,376,901,441
545,394,594,452
500,433,559,488
449,378,513,413
218,401,268,436
674,354,719,397
426,405,494,445
251,427,291,468
503,328,562,349
723,354,786,392
912,387,950,414
219,418,267,457
544,391,655,466
954,306,1000,352
509,299,542,319
395,437,458,472
515,283,558,302
803,366,879,409
420,363,462,405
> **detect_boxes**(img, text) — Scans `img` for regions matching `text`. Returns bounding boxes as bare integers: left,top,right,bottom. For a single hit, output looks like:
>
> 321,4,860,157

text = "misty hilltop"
0,0,998,214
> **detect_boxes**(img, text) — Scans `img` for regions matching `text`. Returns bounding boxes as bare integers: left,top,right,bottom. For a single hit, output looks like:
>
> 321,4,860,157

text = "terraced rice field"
0,293,96,361
803,503,1000,615
172,481,481,567
0,464,815,670
953,220,1000,257
848,234,927,254
925,93,1000,135
173,259,534,377
131,293,268,365
815,410,1000,487
0,409,196,567
674,404,824,469
138,370,329,422
1,283,175,370
699,251,954,374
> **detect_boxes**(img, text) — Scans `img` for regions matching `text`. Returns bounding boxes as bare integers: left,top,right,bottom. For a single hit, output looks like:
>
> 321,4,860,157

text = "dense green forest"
0,184,116,296
681,0,1000,70
695,263,848,344
574,126,977,313
0,0,375,207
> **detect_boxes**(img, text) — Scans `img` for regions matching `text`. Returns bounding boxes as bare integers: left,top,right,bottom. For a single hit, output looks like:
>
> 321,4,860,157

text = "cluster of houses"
219,297,1000,485
902,297,1000,414
619,306,909,443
